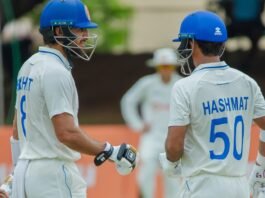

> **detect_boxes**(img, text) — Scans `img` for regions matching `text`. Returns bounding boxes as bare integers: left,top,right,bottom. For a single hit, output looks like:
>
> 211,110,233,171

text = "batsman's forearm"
259,140,265,157
58,127,105,156
165,126,186,162
165,138,183,162
166,148,183,162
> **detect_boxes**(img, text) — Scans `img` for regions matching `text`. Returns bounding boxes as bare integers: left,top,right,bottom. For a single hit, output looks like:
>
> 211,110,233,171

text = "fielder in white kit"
0,0,138,197
121,48,183,198
159,10,265,198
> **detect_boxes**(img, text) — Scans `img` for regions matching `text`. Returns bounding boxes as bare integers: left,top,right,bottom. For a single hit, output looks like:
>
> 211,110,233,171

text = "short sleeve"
168,82,190,126
42,68,75,118
253,81,265,118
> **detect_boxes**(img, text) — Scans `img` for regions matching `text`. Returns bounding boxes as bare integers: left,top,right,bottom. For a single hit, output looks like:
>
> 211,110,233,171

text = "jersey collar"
192,61,229,74
38,46,72,70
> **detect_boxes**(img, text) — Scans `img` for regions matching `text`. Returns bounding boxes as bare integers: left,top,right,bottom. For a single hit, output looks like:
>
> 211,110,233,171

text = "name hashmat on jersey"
202,96,249,115
17,76,33,91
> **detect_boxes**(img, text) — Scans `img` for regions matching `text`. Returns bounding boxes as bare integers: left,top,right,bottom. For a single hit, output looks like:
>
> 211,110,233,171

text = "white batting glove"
159,152,181,177
0,174,13,198
111,144,138,175
249,153,265,198
94,142,138,175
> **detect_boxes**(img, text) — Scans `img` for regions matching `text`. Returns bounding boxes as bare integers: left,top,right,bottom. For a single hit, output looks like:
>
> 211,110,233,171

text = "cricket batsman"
0,0,138,197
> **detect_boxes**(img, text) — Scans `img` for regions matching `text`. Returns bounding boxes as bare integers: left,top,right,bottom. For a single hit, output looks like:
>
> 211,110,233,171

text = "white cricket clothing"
169,61,265,178
24,159,86,198
11,160,29,198
15,46,80,161
121,73,183,198
121,73,182,136
179,174,249,198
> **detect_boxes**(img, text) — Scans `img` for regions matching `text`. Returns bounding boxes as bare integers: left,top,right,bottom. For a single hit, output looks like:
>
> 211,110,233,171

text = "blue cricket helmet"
40,0,97,29
173,11,227,43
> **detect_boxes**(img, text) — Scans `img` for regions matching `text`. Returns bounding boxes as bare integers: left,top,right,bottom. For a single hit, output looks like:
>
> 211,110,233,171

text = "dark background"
74,50,265,124
73,53,153,124
3,42,265,124
2,43,154,124
2,0,265,125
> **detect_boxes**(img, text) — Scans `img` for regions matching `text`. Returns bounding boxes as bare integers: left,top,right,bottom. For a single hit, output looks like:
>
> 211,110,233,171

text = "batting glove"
249,153,265,198
94,142,138,175
0,174,13,197
159,152,181,177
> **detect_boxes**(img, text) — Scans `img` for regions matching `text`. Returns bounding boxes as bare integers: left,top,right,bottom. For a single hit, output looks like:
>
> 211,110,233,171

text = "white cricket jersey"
121,73,182,139
169,61,265,177
15,46,81,161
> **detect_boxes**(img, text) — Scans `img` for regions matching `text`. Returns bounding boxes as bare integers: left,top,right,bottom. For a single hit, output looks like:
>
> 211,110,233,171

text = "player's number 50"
209,115,244,160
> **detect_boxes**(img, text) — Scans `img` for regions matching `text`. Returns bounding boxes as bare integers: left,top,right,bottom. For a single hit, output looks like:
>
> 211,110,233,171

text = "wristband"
104,142,112,151
256,152,265,168
94,142,113,166
10,136,21,167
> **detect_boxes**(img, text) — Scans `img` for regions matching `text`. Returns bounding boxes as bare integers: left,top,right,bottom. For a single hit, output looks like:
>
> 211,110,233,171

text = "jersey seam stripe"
193,65,229,73
39,50,68,68
62,165,72,198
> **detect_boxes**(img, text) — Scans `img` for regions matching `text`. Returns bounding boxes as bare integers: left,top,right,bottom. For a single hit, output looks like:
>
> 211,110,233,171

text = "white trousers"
12,160,29,198
137,134,181,198
13,159,86,198
179,174,249,198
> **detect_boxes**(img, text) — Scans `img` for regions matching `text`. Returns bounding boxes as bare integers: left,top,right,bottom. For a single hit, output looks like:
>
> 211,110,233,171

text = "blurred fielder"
0,0,138,197
158,10,265,198
121,48,183,198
